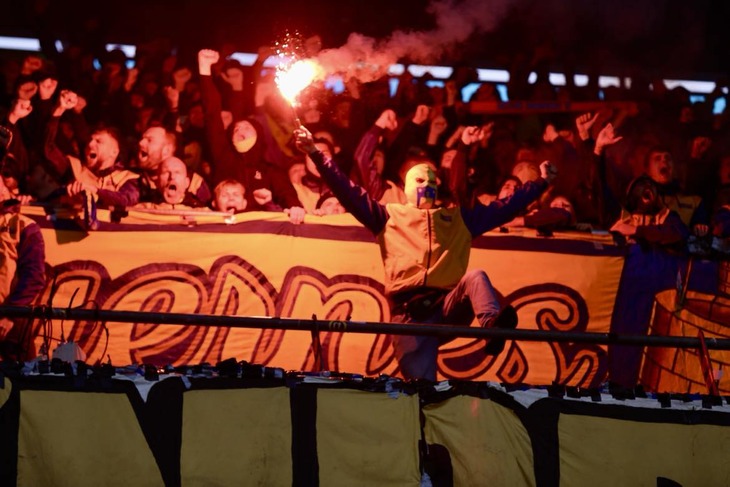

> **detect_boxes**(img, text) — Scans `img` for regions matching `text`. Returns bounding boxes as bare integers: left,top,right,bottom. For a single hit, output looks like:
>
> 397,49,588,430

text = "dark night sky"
1,0,728,79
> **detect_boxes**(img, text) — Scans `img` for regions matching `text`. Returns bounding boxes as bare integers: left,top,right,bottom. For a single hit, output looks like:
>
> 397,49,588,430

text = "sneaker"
484,305,518,355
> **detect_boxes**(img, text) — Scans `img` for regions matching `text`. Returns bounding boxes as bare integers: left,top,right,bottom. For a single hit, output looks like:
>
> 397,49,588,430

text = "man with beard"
135,157,207,210
136,126,211,206
198,49,305,224
44,90,140,209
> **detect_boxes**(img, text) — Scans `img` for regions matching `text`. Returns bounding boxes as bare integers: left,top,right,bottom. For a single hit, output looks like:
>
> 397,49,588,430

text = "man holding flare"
294,124,557,380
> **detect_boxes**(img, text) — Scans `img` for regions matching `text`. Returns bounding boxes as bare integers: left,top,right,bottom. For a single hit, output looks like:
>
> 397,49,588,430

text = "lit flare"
275,59,323,107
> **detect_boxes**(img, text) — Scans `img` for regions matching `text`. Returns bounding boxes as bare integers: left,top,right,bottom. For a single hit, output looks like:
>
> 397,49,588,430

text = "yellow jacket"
378,204,472,295
0,211,45,305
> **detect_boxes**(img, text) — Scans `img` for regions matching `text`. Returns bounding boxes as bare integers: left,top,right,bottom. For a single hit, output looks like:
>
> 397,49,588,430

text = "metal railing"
2,305,729,350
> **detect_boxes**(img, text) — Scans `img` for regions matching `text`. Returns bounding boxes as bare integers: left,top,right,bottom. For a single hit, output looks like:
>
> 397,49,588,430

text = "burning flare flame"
275,59,323,107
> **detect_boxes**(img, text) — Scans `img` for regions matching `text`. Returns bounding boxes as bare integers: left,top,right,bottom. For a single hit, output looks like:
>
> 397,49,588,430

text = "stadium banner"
3,375,730,486
641,289,730,394
28,210,624,387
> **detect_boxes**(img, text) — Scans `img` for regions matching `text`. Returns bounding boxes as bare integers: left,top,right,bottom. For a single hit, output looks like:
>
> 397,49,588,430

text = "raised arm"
461,161,554,236
294,125,388,235
3,99,32,183
385,105,430,183
43,91,80,181
352,109,397,200
220,63,251,120
449,125,485,208
592,121,625,227
198,49,232,173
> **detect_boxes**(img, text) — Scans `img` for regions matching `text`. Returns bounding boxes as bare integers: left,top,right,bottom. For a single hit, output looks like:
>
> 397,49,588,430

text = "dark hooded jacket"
200,75,301,211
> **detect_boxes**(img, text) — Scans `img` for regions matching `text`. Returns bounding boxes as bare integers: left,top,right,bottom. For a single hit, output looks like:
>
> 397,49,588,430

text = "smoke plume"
315,0,514,82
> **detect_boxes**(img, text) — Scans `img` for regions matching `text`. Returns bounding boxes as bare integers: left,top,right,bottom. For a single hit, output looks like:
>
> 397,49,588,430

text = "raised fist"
375,109,398,131
173,67,193,90
221,66,244,91
461,126,484,146
543,124,559,143
198,49,220,76
10,99,33,122
21,55,43,76
58,90,78,111
540,161,558,184
412,105,431,125
17,81,38,101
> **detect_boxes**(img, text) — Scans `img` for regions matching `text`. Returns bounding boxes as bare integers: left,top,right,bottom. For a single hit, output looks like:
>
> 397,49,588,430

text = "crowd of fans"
0,37,729,254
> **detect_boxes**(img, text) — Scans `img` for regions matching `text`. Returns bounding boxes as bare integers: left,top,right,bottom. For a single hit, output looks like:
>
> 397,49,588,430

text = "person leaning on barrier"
503,194,577,234
212,179,247,214
135,126,212,206
44,90,140,209
134,156,209,210
609,175,690,251
291,136,336,213
643,145,709,238
0,140,46,361
294,124,556,381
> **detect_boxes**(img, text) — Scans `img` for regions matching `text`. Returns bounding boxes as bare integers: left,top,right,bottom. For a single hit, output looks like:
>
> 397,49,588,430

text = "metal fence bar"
2,305,729,350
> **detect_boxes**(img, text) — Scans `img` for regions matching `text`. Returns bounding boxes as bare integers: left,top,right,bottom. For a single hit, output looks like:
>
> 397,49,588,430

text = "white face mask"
233,137,256,153
404,163,437,209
